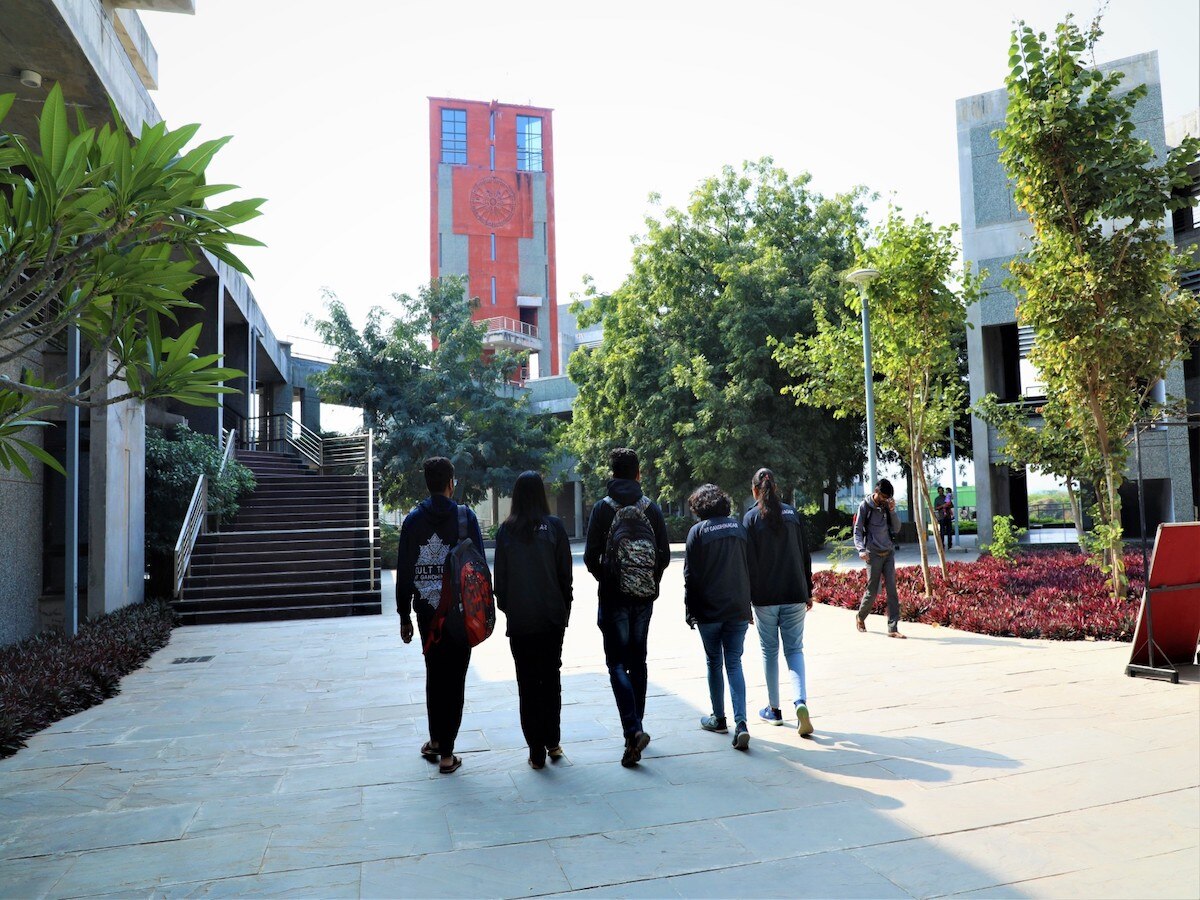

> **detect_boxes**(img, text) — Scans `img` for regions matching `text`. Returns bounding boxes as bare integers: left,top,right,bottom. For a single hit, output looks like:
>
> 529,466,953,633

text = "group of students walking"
396,448,898,774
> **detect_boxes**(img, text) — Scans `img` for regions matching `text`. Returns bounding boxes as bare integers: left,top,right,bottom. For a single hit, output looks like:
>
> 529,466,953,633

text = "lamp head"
846,268,881,287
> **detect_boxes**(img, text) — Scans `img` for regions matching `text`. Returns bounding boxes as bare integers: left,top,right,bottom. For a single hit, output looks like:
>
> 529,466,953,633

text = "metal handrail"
217,427,236,475
174,473,207,598
482,315,539,340
366,429,376,591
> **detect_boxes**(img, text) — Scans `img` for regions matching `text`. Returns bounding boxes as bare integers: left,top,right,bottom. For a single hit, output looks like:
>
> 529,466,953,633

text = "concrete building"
428,97,560,380
957,51,1200,546
0,0,321,645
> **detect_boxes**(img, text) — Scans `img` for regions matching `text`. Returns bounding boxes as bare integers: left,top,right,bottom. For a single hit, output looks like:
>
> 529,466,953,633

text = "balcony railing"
482,316,539,344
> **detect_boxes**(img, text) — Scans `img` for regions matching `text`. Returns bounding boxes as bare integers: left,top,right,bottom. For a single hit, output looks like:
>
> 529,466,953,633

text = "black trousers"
509,629,565,756
417,611,471,757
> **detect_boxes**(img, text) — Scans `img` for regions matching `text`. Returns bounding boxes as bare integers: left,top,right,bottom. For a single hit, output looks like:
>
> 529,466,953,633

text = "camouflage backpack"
602,496,658,600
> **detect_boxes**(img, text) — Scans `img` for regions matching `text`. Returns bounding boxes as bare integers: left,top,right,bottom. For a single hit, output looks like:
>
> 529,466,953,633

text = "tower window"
490,233,496,261
516,115,542,171
440,109,467,164
490,276,497,305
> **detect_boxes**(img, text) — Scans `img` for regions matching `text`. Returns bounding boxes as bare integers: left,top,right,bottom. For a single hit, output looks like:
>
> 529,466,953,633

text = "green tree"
566,159,867,507
310,278,552,511
996,16,1200,594
0,86,261,473
776,209,982,597
975,395,1090,544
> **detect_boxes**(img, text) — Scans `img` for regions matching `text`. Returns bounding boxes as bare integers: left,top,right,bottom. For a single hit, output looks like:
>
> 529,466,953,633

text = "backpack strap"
457,505,469,543
635,496,651,513
602,496,620,511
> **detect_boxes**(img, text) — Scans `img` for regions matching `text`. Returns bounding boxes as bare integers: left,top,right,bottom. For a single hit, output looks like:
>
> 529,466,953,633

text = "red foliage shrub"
812,550,1143,642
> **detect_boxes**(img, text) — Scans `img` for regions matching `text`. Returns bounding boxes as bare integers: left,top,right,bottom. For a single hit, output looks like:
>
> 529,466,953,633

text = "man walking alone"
853,478,905,639
584,448,671,767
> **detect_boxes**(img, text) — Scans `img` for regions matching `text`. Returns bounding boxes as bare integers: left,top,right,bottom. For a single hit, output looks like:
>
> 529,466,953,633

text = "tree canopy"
0,86,262,474
565,159,867,505
996,15,1200,592
310,278,552,511
775,208,981,595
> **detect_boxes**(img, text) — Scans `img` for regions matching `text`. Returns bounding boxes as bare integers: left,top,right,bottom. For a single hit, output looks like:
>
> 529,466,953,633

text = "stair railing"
174,427,235,597
367,428,377,591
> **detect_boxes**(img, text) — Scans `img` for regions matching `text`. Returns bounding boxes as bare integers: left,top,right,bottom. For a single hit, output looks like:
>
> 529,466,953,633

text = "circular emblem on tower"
469,176,517,228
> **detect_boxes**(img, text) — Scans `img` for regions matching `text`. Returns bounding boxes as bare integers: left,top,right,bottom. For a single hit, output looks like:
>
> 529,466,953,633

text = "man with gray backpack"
584,448,671,767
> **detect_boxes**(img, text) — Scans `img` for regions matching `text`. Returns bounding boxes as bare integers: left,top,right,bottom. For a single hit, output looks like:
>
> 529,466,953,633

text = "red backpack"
425,506,495,652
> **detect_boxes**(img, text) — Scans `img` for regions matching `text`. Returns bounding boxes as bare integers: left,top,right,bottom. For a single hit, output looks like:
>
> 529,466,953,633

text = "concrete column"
573,480,584,539
88,356,145,616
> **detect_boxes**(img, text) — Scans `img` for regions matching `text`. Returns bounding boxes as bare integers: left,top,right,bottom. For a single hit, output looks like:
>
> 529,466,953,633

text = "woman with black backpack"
494,471,574,769
743,467,815,737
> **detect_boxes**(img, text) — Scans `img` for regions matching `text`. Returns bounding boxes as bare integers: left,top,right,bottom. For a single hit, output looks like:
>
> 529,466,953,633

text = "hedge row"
0,601,176,758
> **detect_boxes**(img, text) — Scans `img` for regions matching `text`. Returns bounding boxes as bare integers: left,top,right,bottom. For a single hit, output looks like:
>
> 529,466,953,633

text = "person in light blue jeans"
683,484,754,750
743,467,816,736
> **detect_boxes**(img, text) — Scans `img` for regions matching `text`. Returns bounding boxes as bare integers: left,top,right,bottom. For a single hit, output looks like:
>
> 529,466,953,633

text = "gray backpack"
602,496,658,599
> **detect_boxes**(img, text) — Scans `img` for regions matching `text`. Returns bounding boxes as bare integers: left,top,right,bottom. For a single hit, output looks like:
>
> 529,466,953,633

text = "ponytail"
753,467,784,529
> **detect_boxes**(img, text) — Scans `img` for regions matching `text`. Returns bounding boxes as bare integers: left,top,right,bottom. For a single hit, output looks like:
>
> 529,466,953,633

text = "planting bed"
813,550,1145,642
0,600,175,758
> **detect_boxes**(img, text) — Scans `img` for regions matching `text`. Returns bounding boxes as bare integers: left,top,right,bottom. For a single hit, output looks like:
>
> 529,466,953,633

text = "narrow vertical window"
440,109,467,164
490,233,496,261
516,115,543,171
489,110,495,140
490,276,497,305
489,145,495,171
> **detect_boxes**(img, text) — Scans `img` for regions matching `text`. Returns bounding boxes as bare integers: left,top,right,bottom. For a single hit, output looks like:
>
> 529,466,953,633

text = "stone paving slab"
1,562,1197,899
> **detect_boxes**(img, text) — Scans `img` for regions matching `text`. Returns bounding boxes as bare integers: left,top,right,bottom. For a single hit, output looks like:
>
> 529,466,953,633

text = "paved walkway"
1,558,1197,899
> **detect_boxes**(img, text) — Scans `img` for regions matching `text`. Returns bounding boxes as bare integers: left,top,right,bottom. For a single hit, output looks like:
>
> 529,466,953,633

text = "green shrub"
145,425,256,555
380,521,399,569
663,515,694,543
987,514,1025,562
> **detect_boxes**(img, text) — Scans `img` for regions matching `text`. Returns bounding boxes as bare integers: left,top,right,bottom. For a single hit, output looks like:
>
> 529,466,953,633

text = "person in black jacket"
684,484,754,751
743,467,815,737
494,471,574,770
396,457,484,775
583,448,671,768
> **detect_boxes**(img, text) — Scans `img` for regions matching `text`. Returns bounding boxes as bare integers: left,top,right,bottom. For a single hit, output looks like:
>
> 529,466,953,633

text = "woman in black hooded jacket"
494,471,573,769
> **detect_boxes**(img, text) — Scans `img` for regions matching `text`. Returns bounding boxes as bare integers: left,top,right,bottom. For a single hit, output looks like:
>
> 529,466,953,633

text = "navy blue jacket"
743,503,813,606
396,495,484,619
683,515,753,624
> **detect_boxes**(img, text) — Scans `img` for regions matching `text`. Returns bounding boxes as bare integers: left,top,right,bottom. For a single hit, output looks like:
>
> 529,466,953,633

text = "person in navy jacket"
684,484,754,751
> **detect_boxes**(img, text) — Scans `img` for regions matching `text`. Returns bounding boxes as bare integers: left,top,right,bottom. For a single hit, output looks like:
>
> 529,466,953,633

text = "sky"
140,0,1200,356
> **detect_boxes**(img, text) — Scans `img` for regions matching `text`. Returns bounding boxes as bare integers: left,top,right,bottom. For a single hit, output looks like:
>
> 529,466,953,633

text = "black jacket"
494,516,573,636
583,478,671,604
683,516,753,625
396,495,485,619
743,503,813,606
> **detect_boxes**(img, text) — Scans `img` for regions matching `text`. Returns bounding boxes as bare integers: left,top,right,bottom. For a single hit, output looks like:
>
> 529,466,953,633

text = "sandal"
419,741,439,763
528,758,545,770
546,745,564,761
438,755,463,774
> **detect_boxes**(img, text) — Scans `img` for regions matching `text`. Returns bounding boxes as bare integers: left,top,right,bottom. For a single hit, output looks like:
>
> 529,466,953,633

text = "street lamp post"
847,268,881,494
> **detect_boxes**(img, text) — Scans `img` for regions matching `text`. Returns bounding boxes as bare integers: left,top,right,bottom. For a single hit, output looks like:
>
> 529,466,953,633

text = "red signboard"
1128,522,1200,669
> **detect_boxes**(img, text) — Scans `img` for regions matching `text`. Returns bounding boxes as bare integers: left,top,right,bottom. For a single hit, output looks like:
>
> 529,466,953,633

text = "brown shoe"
888,631,907,639
855,618,867,633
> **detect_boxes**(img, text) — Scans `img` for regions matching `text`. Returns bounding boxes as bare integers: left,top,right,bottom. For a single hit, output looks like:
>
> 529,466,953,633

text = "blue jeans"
755,603,807,709
697,621,748,724
597,601,653,739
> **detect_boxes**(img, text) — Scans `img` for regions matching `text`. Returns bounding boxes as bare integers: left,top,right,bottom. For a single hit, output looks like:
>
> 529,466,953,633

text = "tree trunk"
909,448,932,598
1067,478,1084,545
918,459,952,586
1102,458,1127,598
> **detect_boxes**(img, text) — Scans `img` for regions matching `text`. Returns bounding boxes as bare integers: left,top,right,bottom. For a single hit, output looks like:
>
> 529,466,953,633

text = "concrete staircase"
174,448,382,625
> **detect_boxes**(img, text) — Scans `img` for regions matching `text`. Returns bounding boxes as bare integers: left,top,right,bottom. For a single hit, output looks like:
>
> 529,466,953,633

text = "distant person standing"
684,484,754,751
853,478,905,639
939,488,955,550
494,471,573,770
396,457,485,774
743,468,816,737
584,448,671,768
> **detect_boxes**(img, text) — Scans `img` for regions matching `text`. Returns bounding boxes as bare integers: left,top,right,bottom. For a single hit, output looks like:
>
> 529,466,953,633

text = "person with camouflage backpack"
583,448,671,767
